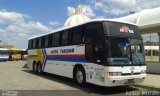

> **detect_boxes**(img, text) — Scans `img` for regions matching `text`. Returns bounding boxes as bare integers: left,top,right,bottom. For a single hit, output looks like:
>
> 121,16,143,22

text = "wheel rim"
76,71,83,84
38,65,41,73
34,64,37,71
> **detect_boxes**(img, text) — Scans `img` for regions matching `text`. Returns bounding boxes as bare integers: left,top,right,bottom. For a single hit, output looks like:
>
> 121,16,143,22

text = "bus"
0,48,9,61
9,48,21,61
27,19,146,87
20,49,27,60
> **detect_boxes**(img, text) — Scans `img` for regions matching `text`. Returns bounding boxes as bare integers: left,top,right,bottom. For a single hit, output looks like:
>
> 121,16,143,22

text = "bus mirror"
97,60,101,63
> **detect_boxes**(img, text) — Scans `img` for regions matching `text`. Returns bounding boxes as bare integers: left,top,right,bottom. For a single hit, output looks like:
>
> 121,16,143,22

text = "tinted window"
41,37,45,47
32,39,36,49
62,30,69,45
84,23,104,42
28,40,33,49
85,43,94,62
38,37,42,48
53,33,59,46
44,36,49,47
72,26,83,44
94,43,105,63
48,35,53,47
35,38,39,48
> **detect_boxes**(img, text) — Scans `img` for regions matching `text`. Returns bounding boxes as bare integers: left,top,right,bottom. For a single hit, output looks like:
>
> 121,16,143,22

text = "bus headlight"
108,72,122,76
141,70,146,74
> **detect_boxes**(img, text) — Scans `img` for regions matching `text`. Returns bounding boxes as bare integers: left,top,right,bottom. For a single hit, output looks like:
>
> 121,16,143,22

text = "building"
64,5,90,27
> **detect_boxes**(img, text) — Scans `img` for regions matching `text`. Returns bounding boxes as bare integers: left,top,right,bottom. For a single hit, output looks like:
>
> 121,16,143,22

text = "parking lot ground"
0,61,159,96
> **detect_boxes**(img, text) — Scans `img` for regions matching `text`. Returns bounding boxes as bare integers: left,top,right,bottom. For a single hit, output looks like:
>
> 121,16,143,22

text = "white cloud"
83,5,95,18
50,21,60,26
0,11,25,24
21,22,51,32
94,2,103,9
91,0,160,16
0,10,52,49
67,6,75,16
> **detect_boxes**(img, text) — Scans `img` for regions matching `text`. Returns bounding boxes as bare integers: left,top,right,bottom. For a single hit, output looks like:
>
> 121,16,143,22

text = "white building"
64,5,90,27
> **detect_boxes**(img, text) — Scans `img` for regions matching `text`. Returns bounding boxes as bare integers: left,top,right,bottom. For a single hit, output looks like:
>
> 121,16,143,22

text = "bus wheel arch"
73,64,86,85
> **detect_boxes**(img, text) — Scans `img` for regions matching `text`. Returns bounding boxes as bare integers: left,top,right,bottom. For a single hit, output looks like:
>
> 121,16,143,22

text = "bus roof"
0,48,9,50
29,19,137,40
9,48,20,51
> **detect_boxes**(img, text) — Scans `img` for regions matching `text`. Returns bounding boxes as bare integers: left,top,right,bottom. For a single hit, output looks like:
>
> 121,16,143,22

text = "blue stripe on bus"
46,57,88,63
0,58,8,61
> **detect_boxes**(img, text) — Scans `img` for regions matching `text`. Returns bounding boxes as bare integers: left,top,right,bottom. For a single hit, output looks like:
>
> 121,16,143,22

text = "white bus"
0,48,9,61
27,19,146,87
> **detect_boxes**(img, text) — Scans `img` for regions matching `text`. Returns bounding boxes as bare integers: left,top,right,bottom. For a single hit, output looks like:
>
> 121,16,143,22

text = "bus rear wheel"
75,67,86,86
37,63,43,74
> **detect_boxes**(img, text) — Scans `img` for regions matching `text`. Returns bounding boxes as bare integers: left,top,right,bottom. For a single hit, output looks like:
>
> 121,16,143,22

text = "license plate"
126,79,135,84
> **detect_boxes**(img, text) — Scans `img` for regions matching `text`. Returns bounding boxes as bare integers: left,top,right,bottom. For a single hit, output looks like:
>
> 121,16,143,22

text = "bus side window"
44,35,49,47
68,30,72,44
32,39,36,49
38,37,42,48
53,33,60,46
35,38,39,48
41,37,45,47
28,40,33,49
85,43,94,62
48,34,53,47
62,30,69,45
72,26,83,44
84,23,104,42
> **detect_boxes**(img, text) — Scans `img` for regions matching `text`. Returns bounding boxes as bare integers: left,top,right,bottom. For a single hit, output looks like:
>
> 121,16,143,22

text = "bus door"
85,41,106,85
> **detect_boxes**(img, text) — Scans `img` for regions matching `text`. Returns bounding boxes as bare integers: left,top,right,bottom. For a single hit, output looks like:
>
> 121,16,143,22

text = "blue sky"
0,0,160,49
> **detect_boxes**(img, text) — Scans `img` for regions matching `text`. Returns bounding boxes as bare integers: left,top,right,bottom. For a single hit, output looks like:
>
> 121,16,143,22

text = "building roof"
117,7,160,34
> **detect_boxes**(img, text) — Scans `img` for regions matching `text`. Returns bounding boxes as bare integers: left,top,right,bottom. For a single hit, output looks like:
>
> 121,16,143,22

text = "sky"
0,0,160,49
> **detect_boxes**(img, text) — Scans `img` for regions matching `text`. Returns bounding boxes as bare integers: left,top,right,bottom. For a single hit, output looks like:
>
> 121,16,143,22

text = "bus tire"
33,62,37,72
75,67,86,86
37,62,43,74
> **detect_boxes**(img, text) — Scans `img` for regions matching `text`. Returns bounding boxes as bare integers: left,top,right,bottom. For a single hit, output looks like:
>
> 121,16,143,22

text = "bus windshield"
107,37,145,66
107,37,130,65
0,50,9,55
130,39,145,65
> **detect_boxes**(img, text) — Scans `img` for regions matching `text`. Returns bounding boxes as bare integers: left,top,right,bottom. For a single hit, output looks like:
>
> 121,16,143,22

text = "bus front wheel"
33,62,37,72
75,67,86,86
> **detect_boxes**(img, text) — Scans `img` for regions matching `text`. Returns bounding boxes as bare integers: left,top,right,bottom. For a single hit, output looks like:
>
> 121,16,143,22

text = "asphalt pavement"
0,61,159,96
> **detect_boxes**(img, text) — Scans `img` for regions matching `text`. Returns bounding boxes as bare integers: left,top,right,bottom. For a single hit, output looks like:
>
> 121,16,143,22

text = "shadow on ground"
22,69,139,95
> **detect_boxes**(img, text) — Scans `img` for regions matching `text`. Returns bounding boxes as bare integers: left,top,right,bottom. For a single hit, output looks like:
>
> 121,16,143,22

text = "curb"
132,84,160,91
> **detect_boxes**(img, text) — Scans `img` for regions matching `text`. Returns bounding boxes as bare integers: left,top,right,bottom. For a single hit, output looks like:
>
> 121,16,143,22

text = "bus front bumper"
104,74,146,87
